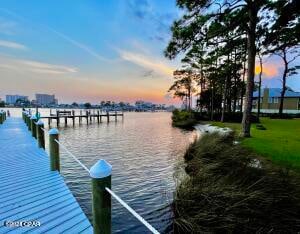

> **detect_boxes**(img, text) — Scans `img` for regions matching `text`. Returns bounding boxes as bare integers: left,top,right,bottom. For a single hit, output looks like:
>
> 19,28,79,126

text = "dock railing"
22,110,160,234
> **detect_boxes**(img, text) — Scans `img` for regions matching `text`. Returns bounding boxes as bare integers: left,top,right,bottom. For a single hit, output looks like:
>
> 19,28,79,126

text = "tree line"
165,0,300,137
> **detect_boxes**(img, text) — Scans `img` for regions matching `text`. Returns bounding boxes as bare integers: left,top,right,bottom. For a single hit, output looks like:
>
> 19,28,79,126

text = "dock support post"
36,120,45,149
27,114,32,131
25,112,28,125
97,110,100,123
56,111,60,127
24,112,26,124
115,111,117,121
107,112,110,122
0,112,3,124
72,110,75,125
30,115,37,138
86,111,89,124
28,114,31,128
49,128,60,172
90,160,112,234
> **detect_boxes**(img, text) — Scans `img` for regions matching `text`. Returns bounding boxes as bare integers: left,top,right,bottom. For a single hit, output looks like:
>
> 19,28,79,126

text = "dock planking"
0,118,92,233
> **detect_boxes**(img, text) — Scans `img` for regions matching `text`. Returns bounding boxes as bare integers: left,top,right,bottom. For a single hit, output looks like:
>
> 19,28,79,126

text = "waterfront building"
253,88,300,113
5,95,29,104
35,93,58,106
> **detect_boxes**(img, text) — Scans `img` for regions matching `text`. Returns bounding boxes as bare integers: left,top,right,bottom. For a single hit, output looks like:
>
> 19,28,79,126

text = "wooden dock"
0,118,92,233
39,110,124,126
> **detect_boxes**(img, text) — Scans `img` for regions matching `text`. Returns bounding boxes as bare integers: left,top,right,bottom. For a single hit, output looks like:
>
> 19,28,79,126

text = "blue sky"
0,0,299,104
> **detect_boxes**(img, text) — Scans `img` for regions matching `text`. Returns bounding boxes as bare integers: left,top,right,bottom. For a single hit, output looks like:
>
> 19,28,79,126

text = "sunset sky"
0,0,299,105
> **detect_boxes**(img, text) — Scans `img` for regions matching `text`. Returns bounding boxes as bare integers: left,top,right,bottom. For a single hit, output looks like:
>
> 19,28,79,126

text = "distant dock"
0,118,92,233
39,109,124,126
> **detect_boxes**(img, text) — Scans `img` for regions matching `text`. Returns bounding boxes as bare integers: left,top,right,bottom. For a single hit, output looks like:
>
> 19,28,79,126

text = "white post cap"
90,159,112,178
36,119,44,125
49,128,59,135
30,115,37,120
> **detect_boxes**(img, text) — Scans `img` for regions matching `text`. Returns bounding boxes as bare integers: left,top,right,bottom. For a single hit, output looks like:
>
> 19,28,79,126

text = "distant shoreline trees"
165,0,300,137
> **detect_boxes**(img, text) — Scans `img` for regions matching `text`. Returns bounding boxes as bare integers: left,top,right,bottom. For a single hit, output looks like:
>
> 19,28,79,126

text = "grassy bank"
174,133,300,233
208,118,300,170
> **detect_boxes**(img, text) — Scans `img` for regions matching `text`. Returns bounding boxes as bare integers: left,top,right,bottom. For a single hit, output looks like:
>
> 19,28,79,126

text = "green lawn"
207,118,300,170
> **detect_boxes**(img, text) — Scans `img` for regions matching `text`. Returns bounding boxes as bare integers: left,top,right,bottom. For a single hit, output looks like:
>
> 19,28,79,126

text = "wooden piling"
28,114,32,131
56,111,60,126
0,112,3,124
36,119,45,149
26,113,30,128
107,112,110,122
72,110,75,125
90,160,112,234
49,128,60,172
30,115,37,138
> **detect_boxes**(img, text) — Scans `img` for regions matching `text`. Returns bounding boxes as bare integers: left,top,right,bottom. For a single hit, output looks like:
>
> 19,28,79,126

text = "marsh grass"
174,133,300,233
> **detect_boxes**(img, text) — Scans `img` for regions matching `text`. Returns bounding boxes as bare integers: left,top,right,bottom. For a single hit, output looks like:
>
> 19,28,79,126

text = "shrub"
172,109,198,129
174,133,300,233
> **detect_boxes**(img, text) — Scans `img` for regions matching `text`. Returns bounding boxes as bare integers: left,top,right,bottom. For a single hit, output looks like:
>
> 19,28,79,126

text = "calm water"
6,108,196,233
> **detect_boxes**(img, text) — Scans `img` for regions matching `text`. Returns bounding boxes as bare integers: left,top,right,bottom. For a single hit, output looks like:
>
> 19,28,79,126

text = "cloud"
142,69,154,78
48,28,113,63
118,49,174,76
127,0,178,42
0,55,78,74
128,0,152,19
0,17,18,35
255,60,282,79
0,40,27,50
0,8,112,63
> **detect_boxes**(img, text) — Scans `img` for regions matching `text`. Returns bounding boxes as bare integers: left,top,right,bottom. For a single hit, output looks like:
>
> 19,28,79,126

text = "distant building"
35,94,58,106
6,95,29,104
135,100,155,111
253,88,300,113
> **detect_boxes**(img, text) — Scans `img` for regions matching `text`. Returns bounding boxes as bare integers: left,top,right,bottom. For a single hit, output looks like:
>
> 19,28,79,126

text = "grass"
174,133,300,233
206,118,300,170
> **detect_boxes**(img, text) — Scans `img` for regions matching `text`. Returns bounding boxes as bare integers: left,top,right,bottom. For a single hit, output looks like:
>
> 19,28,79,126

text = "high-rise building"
6,95,29,104
35,94,57,106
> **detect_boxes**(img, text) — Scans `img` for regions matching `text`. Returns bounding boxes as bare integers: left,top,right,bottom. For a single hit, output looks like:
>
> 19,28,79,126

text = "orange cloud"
255,62,282,79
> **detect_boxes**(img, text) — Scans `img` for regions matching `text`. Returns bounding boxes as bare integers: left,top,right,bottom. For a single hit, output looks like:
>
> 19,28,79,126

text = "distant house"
253,88,300,113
